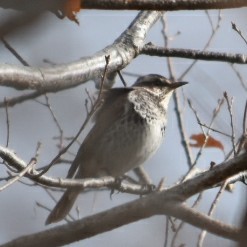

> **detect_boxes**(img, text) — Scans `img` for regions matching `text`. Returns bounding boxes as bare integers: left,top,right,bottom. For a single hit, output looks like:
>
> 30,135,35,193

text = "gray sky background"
0,8,246,246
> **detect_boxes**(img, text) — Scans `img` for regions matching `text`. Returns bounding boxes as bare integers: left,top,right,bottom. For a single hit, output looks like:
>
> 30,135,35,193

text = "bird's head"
133,74,188,108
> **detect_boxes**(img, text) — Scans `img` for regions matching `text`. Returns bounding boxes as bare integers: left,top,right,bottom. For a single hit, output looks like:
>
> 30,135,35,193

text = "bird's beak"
170,81,188,89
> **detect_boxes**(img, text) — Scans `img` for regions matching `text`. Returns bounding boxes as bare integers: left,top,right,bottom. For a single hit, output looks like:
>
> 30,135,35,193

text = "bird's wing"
67,87,134,178
93,88,133,122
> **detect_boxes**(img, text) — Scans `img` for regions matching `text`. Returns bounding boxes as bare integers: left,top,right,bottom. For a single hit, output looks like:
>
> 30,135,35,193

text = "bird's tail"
45,188,80,225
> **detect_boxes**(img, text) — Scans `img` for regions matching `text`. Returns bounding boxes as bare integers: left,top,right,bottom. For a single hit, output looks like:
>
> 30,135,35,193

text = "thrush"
46,74,188,224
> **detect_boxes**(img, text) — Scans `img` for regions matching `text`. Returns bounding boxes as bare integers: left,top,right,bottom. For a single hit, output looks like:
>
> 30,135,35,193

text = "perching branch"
1,148,246,246
0,146,247,246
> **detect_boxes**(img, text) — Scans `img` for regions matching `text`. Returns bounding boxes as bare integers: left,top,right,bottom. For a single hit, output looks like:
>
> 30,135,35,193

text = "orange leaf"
190,133,224,151
64,0,81,24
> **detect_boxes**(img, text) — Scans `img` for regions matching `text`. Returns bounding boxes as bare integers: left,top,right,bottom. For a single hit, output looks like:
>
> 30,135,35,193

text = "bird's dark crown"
132,74,188,91
133,74,172,88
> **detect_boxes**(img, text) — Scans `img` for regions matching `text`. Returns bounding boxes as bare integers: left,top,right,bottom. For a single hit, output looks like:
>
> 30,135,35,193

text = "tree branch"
0,146,246,246
142,43,247,64
1,0,247,12
0,11,162,93
1,146,247,196
0,192,240,247
80,0,247,10
0,146,155,195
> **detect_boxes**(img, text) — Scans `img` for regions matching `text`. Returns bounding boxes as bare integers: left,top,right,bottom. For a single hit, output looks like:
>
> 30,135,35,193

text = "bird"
45,74,188,224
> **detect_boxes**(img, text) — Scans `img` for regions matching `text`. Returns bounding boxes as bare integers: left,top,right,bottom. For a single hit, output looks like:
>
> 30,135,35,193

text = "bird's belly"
95,119,164,177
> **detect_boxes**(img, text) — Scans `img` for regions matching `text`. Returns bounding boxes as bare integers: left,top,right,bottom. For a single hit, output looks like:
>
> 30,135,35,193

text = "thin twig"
198,123,232,138
0,158,36,191
236,100,247,154
230,64,247,91
1,37,29,66
178,10,221,80
188,99,206,136
243,101,247,135
183,98,225,181
224,92,236,156
44,94,64,150
161,14,193,169
205,10,214,30
85,88,95,112
192,98,224,165
0,91,44,108
1,143,41,191
197,180,228,247
164,216,169,247
231,22,247,46
171,192,203,247
34,142,42,160
117,70,127,87
4,98,10,147
122,71,141,78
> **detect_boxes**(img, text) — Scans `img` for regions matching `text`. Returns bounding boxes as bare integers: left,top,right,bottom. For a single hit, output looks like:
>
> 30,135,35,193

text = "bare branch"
230,64,247,91
0,200,240,247
197,180,228,246
1,0,247,12
224,92,237,156
232,22,247,46
4,98,10,147
0,146,154,195
79,0,247,10
161,15,193,168
1,145,247,196
0,11,162,94
142,43,247,64
183,97,225,181
0,158,36,191
1,37,29,66
43,95,64,150
178,10,222,80
0,147,247,246
0,91,44,108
